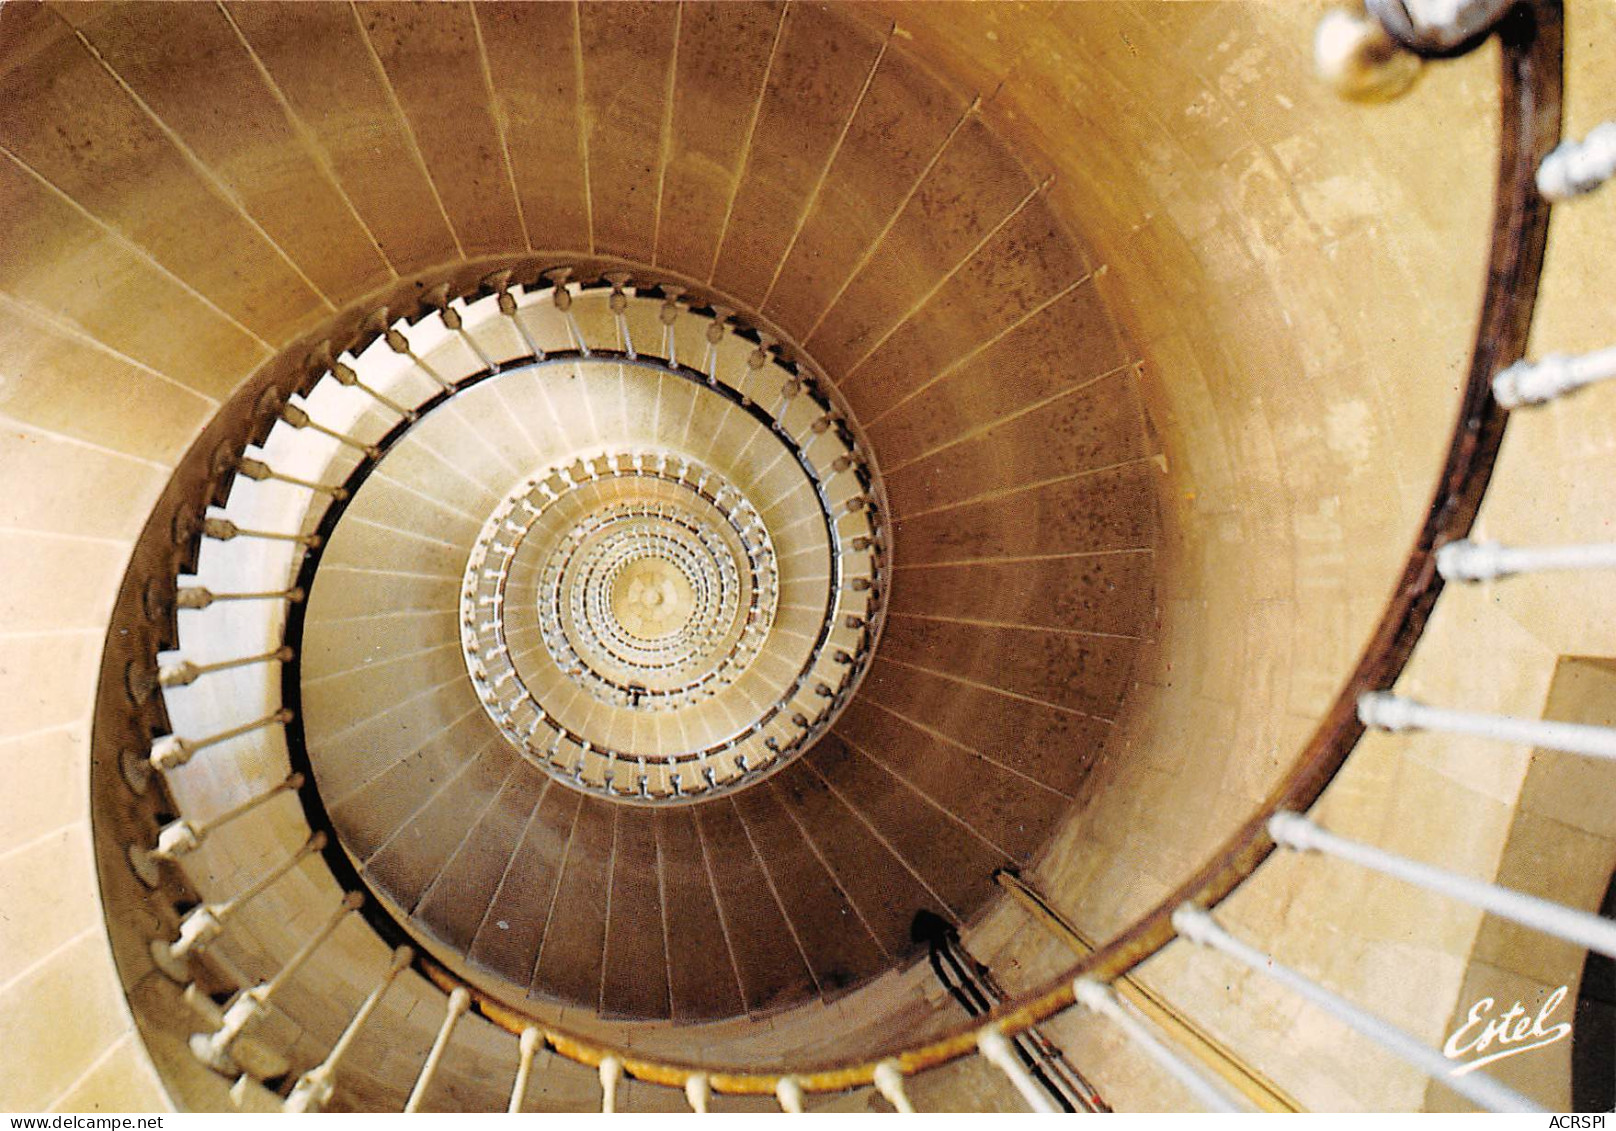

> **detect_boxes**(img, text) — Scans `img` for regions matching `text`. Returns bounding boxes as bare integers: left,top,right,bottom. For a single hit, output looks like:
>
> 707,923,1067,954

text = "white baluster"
702,317,723,379
1270,811,1616,959
770,372,799,420
1437,538,1616,582
234,456,347,500
509,1027,542,1114
1172,904,1542,1113
174,585,305,610
149,832,326,980
1073,978,1240,1112
286,945,413,1113
128,772,304,887
440,302,497,372
1358,691,1616,760
775,1076,804,1114
158,645,293,688
607,275,637,359
384,324,453,390
555,284,590,357
1493,346,1616,407
599,1054,623,1113
190,893,363,1075
684,1072,711,1113
328,359,418,420
1312,7,1420,102
975,1027,1056,1113
1538,121,1616,201
148,708,294,772
873,1059,914,1113
405,987,471,1113
497,289,545,361
201,516,320,549
280,402,380,458
659,297,678,368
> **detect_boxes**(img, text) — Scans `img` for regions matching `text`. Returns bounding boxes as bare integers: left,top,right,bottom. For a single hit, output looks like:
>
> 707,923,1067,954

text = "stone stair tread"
692,798,820,1016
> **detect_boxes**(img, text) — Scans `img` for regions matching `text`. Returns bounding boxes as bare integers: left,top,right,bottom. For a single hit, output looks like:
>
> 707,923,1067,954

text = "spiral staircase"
2,0,1616,1113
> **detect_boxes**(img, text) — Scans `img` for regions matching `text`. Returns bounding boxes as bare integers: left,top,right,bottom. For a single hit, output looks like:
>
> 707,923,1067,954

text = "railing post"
1313,7,1421,101
1493,346,1616,407
873,1059,915,1113
1072,979,1240,1112
280,402,380,459
684,1072,711,1114
158,645,294,689
598,1054,623,1113
1172,904,1542,1113
405,987,471,1113
148,708,294,772
382,321,454,391
774,1075,804,1114
189,893,362,1075
1358,691,1616,760
128,772,304,887
657,295,681,368
327,358,418,421
607,274,636,359
174,585,305,610
975,1028,1056,1113
544,270,590,357
1537,121,1616,200
509,1027,542,1114
149,832,326,980
701,313,724,378
1269,811,1616,959
1437,538,1616,582
286,945,413,1113
235,457,347,500
201,516,320,549
436,298,497,372
496,287,545,361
